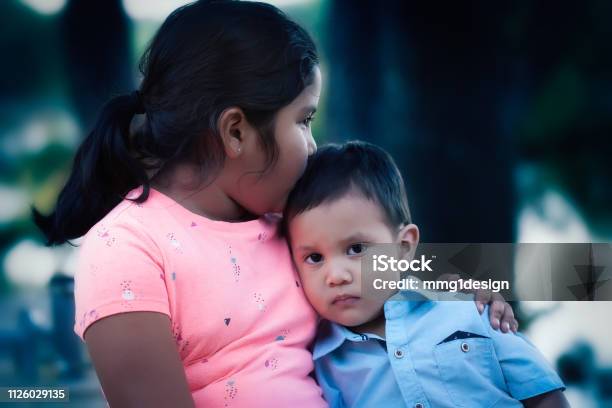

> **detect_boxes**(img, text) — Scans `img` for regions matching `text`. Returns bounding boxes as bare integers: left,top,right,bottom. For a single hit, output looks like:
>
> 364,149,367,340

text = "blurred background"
0,0,611,406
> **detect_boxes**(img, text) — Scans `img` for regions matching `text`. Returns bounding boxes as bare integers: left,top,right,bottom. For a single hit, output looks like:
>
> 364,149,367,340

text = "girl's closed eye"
347,243,367,256
300,113,315,128
305,252,323,264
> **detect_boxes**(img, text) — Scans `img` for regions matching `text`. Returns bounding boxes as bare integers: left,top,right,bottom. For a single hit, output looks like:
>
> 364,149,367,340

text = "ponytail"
33,91,150,246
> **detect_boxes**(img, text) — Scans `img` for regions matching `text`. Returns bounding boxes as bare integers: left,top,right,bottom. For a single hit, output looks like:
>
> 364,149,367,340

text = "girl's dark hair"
33,0,318,245
283,141,412,236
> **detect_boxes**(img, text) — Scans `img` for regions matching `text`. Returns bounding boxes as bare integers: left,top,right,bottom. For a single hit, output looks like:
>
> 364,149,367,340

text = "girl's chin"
274,197,289,213
252,197,285,215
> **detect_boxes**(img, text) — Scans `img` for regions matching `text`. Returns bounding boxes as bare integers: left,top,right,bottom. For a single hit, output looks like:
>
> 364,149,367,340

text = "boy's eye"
347,243,366,256
305,253,323,264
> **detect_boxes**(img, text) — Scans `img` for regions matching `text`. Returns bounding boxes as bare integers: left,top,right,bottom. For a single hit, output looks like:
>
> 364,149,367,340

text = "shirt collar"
312,320,385,360
312,287,433,360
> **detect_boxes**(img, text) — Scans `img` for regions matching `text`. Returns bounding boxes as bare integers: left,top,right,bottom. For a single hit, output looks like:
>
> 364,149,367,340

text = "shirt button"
415,403,424,408
461,342,470,353
394,348,404,359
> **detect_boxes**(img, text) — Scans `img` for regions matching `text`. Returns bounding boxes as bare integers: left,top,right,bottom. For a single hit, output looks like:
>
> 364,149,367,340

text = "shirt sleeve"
73,219,171,340
481,306,565,400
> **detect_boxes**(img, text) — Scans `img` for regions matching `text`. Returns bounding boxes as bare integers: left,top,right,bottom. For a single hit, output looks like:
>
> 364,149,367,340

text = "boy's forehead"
288,191,394,241
290,190,369,222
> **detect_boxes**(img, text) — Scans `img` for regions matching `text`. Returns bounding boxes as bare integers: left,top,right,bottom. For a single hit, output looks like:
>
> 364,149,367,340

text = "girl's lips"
332,295,360,306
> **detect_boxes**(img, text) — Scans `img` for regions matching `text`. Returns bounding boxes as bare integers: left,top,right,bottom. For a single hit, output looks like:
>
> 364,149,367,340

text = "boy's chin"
326,313,371,329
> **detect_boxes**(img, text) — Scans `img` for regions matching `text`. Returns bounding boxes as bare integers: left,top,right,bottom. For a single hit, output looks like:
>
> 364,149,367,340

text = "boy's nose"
325,264,353,287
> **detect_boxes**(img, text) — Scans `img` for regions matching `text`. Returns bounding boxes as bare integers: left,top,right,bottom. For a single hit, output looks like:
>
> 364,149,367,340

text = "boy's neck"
350,311,386,338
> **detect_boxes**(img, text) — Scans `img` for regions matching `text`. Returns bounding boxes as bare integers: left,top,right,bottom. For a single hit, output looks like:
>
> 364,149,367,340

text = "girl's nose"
307,133,317,156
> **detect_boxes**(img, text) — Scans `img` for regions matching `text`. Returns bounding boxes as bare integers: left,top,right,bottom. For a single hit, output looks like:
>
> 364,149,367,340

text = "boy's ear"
397,223,419,260
218,107,256,159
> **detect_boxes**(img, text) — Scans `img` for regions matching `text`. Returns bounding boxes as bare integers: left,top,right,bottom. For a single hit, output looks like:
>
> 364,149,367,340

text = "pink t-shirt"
74,187,326,407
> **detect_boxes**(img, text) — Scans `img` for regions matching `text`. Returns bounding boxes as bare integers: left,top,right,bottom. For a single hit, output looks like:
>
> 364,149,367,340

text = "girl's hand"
437,273,519,334
474,289,518,334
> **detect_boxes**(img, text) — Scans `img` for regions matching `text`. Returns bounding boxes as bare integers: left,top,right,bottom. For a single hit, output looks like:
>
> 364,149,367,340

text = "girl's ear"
218,107,254,159
397,223,419,260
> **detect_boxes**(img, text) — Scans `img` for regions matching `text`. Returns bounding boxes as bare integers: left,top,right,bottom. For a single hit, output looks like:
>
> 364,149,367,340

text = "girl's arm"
85,312,195,408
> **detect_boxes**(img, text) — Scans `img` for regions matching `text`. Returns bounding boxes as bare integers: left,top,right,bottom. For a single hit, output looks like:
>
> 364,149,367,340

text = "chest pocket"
434,336,506,408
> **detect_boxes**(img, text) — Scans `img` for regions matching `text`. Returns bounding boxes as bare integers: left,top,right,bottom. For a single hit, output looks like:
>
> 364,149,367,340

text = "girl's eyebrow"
300,106,317,116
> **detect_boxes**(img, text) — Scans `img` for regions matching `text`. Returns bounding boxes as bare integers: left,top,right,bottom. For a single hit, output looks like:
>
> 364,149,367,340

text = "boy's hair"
284,141,412,234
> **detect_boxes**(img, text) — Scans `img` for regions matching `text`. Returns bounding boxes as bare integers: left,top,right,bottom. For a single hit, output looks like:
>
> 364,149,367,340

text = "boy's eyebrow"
341,232,371,244
295,244,316,253
295,233,372,253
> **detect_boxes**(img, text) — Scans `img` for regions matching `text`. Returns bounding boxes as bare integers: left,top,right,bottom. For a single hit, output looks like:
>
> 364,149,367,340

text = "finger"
437,273,460,282
511,319,519,333
449,273,460,281
489,293,513,332
499,303,516,333
474,288,491,314
500,307,511,333
488,300,505,330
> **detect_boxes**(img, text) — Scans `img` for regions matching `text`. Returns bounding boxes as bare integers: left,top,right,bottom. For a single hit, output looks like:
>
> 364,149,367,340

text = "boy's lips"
332,294,360,306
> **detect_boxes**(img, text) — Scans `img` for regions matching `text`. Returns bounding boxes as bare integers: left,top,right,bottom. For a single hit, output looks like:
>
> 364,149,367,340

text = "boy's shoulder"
315,293,564,405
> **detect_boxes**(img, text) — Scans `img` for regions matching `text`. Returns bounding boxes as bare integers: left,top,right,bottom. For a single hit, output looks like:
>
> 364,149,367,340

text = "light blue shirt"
313,291,565,408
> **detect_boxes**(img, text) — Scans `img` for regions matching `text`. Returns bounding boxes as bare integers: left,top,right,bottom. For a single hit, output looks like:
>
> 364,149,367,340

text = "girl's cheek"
298,133,311,167
287,139,309,180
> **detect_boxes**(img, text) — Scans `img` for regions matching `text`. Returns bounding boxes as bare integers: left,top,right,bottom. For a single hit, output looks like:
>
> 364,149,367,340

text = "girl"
34,1,517,406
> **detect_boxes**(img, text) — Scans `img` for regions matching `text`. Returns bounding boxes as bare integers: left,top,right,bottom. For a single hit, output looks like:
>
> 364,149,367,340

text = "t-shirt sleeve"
481,306,565,400
73,220,171,340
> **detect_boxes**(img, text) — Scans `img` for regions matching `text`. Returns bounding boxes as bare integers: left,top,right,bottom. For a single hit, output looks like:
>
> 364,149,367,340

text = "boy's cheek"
300,279,318,304
298,277,327,312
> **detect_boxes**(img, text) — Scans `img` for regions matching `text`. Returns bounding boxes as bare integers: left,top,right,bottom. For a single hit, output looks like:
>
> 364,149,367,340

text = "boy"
284,141,568,408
